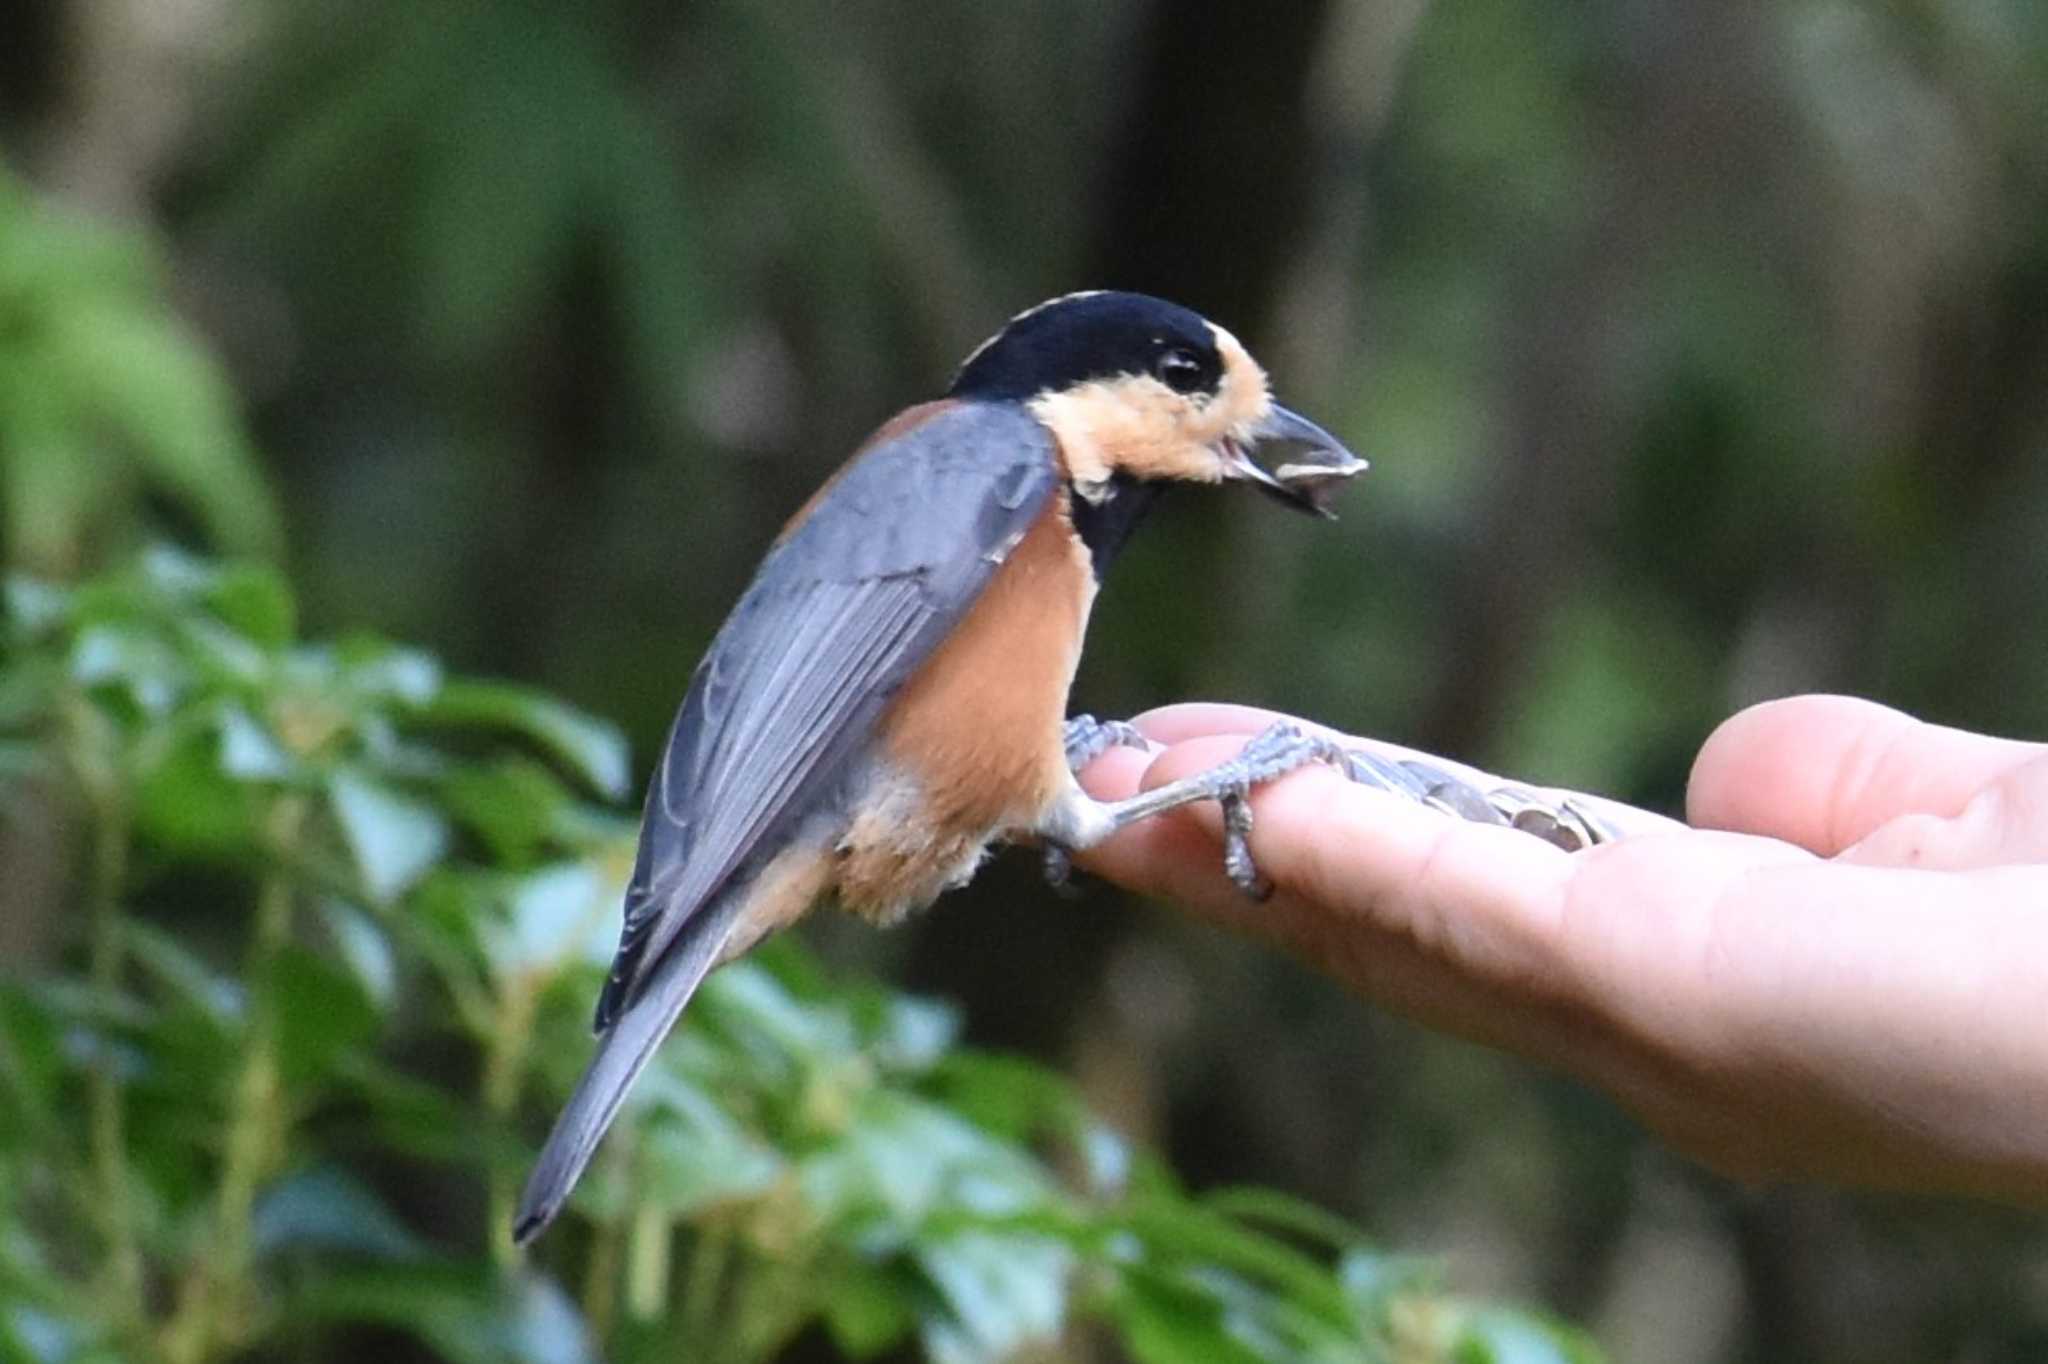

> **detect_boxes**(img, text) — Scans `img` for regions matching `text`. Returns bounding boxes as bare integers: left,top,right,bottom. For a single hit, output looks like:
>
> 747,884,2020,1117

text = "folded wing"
596,401,1058,1025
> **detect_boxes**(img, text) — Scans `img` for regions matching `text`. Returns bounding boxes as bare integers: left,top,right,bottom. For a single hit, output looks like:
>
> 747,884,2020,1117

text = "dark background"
6,1,2048,1359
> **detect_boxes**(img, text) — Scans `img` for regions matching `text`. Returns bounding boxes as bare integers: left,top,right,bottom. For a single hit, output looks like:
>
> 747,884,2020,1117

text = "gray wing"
593,400,1058,1029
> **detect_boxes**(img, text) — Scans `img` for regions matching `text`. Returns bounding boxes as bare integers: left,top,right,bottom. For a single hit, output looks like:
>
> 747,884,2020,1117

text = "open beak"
1222,404,1368,518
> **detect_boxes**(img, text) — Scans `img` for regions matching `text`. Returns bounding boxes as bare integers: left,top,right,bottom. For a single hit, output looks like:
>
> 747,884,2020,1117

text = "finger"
1836,752,2048,868
1687,695,2045,856
1071,740,1157,804
1127,702,1309,746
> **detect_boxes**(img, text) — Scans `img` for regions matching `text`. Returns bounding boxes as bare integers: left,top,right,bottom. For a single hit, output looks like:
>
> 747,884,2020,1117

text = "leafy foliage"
0,551,1597,1363
0,172,280,575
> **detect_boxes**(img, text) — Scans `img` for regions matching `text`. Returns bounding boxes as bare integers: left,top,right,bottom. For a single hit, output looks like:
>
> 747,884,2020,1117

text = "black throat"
1068,475,1166,579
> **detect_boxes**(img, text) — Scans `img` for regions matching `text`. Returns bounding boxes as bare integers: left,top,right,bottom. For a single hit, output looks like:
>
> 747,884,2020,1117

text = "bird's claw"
1336,751,1619,854
1042,840,1083,897
1219,788,1271,899
1165,721,1349,899
1063,714,1150,772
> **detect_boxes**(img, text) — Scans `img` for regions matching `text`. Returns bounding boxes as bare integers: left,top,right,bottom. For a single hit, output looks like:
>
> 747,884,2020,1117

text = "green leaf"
929,1052,1082,1142
70,623,188,717
0,987,67,1141
1117,1200,1351,1324
926,1050,1128,1197
426,680,630,800
873,995,958,1073
43,295,281,558
700,961,859,1067
316,897,398,1011
1453,1308,1604,1364
180,618,271,688
407,868,494,974
3,576,70,634
0,367,102,575
1338,1249,1438,1322
1204,1187,1374,1254
1079,1124,1133,1201
496,1273,598,1364
0,1304,117,1364
438,756,573,865
799,1094,1051,1231
328,767,450,902
203,563,296,648
137,543,217,597
134,723,266,856
1111,1267,1268,1364
480,861,616,982
218,704,296,781
333,1054,484,1163
625,1072,784,1214
292,1264,597,1364
915,1230,1071,1364
336,638,442,706
271,946,379,1086
821,1261,917,1360
254,1164,425,1261
122,921,244,1028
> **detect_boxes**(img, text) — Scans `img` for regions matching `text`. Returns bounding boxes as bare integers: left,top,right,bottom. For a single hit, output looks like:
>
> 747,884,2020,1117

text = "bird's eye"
1155,347,1208,394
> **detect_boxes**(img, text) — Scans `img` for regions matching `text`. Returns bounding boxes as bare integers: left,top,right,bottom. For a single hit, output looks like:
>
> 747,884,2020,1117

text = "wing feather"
593,402,1058,1028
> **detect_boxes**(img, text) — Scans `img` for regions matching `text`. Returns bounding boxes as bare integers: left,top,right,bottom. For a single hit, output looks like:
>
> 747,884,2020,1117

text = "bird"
514,290,1367,1243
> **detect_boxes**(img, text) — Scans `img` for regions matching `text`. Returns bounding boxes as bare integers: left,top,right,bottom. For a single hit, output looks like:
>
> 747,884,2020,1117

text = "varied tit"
515,290,1366,1242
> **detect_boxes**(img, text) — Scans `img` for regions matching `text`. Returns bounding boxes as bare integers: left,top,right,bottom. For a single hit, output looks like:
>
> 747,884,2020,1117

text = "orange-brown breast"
833,489,1095,919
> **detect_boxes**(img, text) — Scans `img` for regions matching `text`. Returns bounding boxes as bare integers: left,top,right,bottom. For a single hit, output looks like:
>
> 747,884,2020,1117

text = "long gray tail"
513,895,744,1244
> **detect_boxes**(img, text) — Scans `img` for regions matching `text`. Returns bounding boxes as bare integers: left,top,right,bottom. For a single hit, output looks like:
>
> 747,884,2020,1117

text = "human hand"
1075,696,2048,1200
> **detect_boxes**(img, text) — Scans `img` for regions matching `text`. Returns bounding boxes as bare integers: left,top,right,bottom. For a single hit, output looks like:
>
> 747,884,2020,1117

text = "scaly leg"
1045,715,1154,889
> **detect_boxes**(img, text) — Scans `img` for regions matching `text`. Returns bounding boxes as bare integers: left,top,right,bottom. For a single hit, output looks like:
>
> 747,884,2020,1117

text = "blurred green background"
3,1,2047,1361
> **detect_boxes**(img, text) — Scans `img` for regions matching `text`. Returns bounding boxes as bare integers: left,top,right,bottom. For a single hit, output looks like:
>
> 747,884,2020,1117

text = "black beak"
1223,404,1368,518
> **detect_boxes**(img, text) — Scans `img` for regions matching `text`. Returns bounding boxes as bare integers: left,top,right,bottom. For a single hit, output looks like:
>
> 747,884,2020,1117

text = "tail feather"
513,895,743,1244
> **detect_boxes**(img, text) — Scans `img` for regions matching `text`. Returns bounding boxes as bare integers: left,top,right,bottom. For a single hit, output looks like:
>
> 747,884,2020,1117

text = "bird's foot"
1051,720,1623,904
1078,721,1353,899
1330,748,1618,853
1062,714,1150,772
1042,840,1080,895
1189,722,1357,898
1097,721,1625,899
